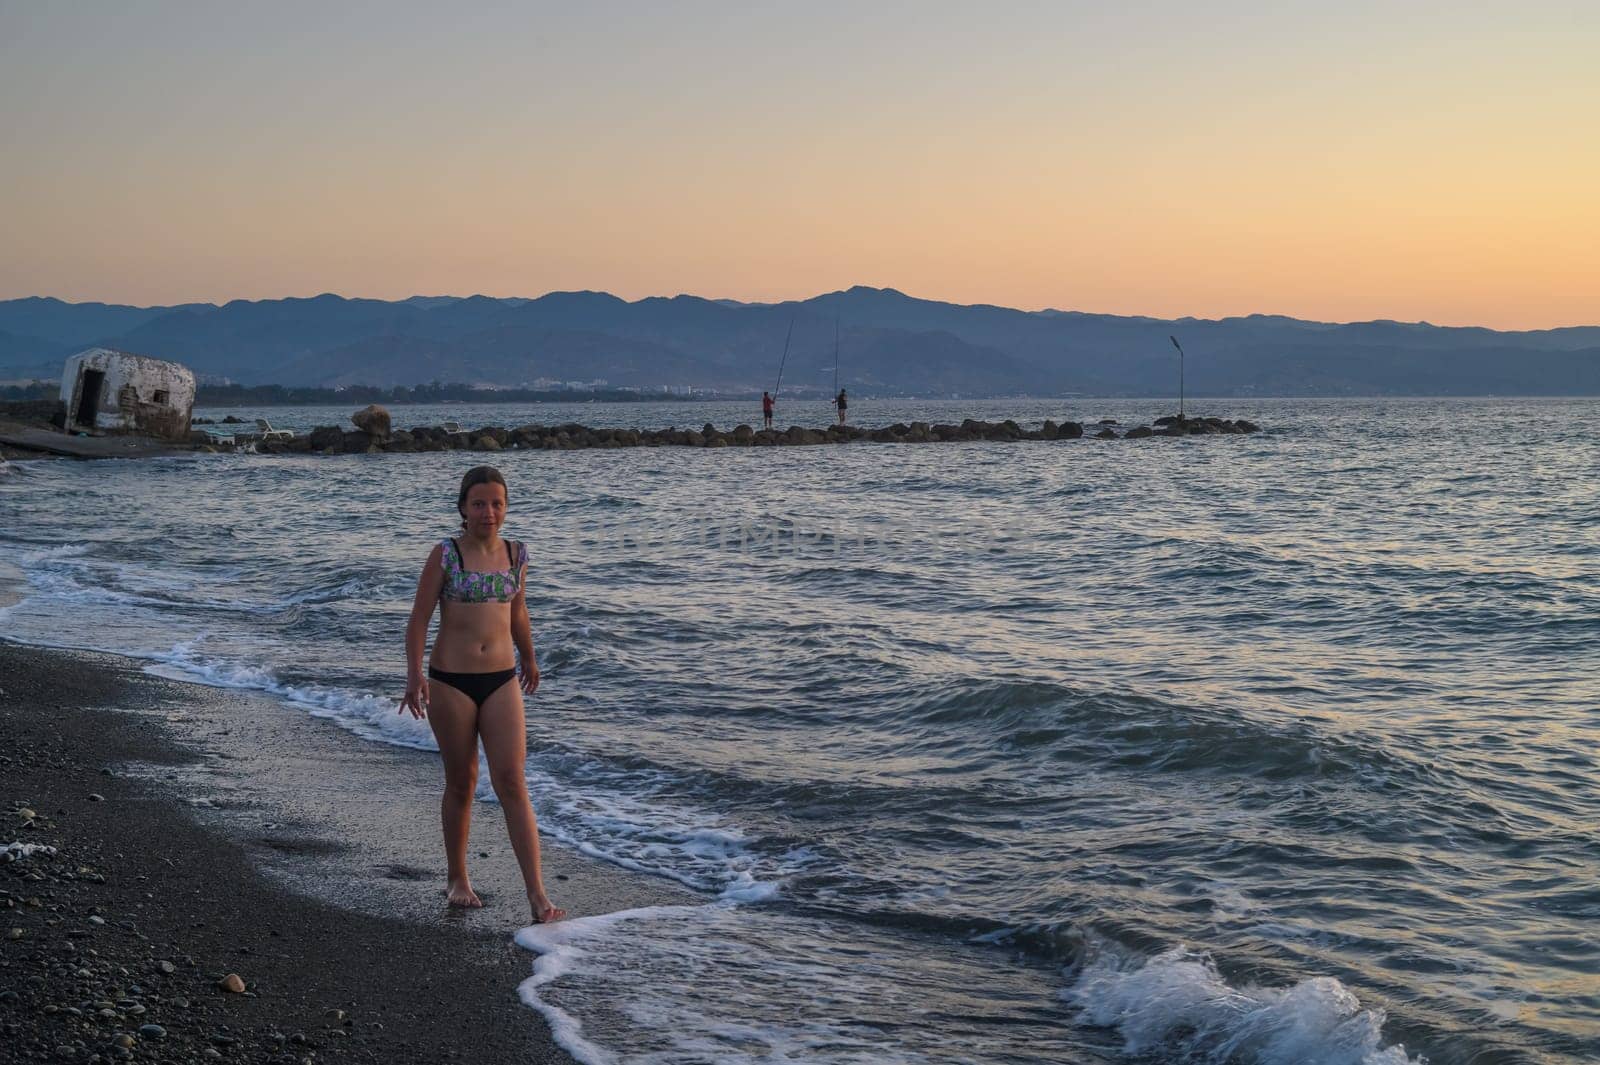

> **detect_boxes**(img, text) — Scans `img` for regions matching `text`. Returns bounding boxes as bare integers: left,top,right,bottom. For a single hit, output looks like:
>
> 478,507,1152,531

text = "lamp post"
1168,335,1185,421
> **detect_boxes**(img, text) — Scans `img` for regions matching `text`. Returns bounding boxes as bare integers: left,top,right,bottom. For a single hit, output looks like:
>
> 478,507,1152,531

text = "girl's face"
463,482,507,535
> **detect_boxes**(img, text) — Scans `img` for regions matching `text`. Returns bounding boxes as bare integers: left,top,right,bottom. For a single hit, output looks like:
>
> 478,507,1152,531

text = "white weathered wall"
59,349,196,441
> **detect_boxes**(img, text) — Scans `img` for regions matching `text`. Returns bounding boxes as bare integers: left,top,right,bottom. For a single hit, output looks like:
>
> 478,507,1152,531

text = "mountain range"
2,288,1598,396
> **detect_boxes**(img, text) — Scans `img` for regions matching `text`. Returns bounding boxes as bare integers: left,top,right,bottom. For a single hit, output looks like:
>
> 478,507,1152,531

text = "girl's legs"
425,682,483,907
478,681,566,922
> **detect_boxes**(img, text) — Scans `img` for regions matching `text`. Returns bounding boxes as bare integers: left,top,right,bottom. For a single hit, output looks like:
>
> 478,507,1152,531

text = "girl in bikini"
400,465,565,924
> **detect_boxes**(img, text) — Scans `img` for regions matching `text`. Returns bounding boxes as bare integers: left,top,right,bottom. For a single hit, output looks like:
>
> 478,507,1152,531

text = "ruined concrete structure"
59,349,196,442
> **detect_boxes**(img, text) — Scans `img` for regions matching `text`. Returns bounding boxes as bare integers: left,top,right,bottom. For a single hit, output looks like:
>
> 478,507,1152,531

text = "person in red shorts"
762,391,774,430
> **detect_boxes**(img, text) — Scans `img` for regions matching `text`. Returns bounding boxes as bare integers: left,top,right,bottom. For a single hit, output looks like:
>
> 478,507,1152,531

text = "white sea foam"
18,543,91,565
515,906,701,1065
530,792,788,897
1069,945,1422,1065
717,873,780,903
276,575,403,607
144,641,438,752
512,899,1085,1064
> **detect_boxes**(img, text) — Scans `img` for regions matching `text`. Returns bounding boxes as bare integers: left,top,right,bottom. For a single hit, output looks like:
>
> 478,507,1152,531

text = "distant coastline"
4,287,1599,398
9,380,1596,408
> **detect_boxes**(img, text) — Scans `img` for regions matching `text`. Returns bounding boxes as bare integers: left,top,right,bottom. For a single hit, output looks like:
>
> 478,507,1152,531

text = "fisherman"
834,388,848,425
762,391,774,430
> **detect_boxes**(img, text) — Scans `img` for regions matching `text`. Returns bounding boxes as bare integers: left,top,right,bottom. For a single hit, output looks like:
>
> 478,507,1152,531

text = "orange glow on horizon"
1,3,1596,331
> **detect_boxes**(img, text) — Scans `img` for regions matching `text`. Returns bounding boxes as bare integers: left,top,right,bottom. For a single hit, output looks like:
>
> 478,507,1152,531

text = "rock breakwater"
221,415,1261,455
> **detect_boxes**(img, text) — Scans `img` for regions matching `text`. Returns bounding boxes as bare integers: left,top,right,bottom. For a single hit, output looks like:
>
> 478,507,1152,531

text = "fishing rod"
774,313,796,400
1169,334,1185,420
832,316,840,397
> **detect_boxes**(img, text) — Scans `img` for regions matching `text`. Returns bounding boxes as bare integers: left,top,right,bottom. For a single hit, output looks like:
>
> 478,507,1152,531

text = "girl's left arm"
512,553,539,693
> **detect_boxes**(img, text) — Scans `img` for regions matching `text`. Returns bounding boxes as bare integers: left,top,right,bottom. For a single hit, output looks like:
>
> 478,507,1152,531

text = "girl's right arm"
400,543,446,719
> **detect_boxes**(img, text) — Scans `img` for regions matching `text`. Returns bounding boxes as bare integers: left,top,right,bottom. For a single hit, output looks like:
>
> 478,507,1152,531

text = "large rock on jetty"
308,425,344,452
351,404,392,440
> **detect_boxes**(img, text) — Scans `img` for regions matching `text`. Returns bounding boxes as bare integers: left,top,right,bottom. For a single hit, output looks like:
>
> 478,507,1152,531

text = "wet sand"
0,640,693,1063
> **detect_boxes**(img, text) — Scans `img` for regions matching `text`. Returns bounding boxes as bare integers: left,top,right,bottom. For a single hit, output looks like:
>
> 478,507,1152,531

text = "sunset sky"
1,2,1596,329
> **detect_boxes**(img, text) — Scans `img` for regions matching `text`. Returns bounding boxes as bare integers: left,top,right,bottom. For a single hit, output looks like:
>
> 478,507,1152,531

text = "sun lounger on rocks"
255,418,294,441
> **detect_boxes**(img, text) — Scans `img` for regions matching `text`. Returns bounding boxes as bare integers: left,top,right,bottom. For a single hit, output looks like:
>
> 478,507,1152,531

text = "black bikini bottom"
428,666,517,709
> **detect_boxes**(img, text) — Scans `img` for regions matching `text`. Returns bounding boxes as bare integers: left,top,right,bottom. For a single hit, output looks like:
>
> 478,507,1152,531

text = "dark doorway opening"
75,369,105,427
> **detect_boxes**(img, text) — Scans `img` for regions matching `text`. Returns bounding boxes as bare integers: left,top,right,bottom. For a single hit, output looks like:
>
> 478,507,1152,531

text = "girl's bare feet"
448,877,484,908
531,890,566,923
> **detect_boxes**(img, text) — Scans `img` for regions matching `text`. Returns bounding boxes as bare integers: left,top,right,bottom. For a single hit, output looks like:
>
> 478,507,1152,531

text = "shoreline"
0,640,692,1063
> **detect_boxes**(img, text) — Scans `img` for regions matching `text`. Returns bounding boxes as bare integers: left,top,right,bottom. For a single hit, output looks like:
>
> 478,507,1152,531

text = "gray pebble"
137,1024,165,1039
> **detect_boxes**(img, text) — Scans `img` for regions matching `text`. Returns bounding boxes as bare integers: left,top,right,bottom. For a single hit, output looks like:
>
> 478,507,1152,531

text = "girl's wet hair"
457,465,508,527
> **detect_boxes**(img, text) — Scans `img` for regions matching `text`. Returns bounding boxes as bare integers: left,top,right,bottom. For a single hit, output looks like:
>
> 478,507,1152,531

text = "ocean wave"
1069,945,1422,1065
888,677,1412,786
143,641,438,752
512,900,1092,1065
514,906,699,1065
521,760,808,897
18,542,93,563
16,543,404,617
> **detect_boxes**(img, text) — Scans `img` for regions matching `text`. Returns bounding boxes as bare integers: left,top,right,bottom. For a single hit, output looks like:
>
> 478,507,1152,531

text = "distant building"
59,348,196,442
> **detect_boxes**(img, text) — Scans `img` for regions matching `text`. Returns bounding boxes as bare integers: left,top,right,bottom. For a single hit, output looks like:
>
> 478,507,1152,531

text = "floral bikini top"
439,537,526,603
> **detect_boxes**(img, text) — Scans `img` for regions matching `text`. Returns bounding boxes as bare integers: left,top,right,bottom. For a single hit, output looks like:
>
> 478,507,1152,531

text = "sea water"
2,397,1596,1064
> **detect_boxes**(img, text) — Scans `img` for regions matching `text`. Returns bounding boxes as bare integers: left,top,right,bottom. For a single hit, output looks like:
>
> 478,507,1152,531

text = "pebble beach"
0,640,681,1065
